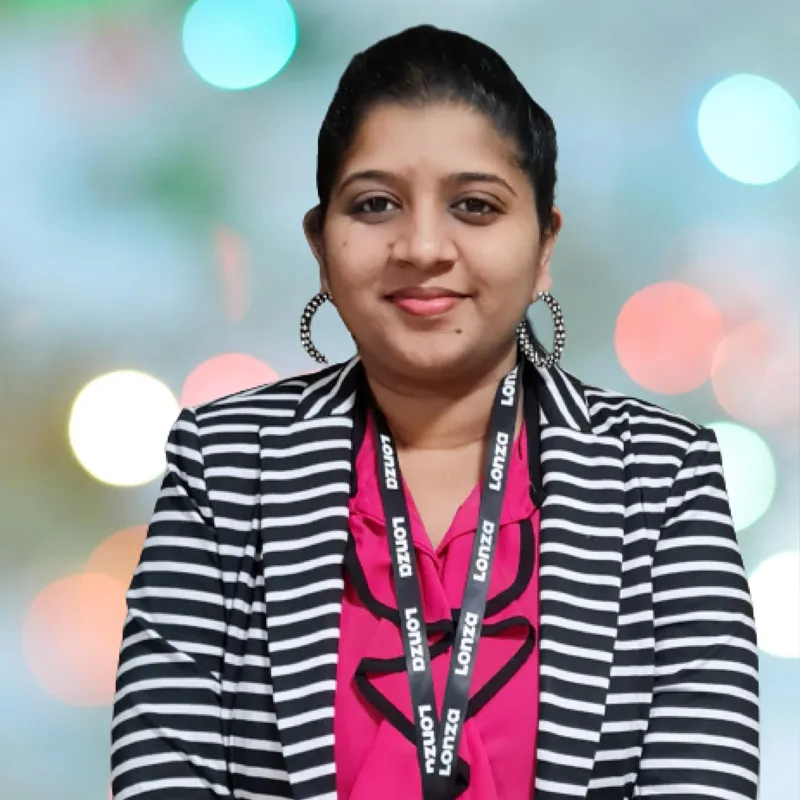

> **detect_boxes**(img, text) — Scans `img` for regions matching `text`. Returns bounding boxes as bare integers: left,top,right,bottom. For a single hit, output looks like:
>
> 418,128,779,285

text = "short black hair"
315,24,558,236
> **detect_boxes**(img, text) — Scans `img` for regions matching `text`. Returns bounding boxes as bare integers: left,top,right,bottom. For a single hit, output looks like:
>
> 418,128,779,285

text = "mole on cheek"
455,329,462,334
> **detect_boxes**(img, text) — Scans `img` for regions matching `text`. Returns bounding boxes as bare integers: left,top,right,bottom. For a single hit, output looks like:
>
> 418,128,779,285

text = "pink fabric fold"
334,417,541,799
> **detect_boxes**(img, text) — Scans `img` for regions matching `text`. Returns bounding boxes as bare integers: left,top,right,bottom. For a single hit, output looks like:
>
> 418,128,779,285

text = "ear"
303,206,330,293
533,205,563,300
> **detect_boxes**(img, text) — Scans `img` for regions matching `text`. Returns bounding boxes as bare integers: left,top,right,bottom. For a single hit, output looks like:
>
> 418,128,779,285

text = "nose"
390,204,458,271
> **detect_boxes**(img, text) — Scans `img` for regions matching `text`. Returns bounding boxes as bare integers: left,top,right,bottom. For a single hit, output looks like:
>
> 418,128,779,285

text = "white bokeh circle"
749,551,800,659
69,370,179,487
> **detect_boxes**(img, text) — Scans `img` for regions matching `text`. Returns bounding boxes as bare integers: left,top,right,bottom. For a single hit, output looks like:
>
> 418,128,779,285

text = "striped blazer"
111,356,760,800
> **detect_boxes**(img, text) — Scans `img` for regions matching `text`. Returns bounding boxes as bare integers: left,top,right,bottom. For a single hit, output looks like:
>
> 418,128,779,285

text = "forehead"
341,102,523,182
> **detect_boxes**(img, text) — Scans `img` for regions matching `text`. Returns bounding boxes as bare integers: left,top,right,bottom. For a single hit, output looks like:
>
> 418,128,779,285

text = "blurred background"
0,0,798,797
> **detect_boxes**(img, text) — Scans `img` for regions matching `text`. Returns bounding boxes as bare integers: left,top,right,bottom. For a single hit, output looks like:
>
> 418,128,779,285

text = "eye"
352,196,399,215
453,198,498,216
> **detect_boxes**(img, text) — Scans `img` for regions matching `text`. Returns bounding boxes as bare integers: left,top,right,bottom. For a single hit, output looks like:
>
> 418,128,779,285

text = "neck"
363,345,519,452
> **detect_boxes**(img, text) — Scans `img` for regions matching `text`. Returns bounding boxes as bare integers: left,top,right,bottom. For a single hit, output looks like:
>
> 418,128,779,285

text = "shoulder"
188,361,353,429
582,379,700,436
576,377,728,523
190,373,312,429
175,361,358,461
579,377,711,465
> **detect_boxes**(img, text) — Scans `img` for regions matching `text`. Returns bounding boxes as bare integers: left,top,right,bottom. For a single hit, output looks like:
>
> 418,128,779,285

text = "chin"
372,335,495,383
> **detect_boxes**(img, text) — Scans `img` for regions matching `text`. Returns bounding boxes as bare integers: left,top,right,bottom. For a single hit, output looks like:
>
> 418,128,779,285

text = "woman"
111,25,759,800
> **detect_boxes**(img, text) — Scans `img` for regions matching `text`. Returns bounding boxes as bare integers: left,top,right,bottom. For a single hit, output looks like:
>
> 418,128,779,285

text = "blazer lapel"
259,358,362,800
529,363,626,798
260,357,624,798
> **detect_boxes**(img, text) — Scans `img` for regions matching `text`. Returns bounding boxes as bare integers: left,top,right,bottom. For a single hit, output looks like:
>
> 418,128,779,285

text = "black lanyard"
372,362,522,800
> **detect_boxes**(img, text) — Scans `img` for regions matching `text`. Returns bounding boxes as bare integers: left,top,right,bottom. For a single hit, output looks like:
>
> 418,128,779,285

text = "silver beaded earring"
299,291,331,364
516,291,566,369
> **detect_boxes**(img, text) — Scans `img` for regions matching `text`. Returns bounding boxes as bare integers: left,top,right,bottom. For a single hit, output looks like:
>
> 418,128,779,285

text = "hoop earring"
299,291,331,364
516,291,566,369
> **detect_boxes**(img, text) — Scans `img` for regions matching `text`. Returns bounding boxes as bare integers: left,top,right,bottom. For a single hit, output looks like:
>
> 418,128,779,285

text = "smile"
386,288,467,318
389,295,463,317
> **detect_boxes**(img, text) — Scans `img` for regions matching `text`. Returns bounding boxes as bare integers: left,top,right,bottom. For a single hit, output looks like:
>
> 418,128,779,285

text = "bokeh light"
215,226,252,322
22,574,127,707
749,551,800,659
69,370,179,487
182,0,298,90
712,320,800,427
674,225,796,332
85,525,147,589
7,0,116,8
616,282,724,394
698,74,800,185
707,421,777,532
181,353,279,407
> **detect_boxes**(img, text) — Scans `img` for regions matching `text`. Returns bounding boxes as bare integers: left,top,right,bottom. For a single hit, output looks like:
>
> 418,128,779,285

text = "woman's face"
304,102,561,385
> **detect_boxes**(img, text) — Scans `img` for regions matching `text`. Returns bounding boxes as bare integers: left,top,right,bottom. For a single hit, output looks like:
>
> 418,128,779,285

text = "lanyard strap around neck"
372,362,522,799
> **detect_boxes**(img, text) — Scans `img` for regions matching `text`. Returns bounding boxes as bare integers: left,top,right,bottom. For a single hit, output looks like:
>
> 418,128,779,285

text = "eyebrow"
338,169,517,197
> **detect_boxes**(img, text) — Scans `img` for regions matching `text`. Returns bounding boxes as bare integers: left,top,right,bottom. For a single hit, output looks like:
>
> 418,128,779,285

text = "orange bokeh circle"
615,282,724,394
22,573,127,707
86,524,147,588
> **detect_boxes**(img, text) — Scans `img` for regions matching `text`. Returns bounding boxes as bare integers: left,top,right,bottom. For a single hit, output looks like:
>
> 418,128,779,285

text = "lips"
386,287,467,318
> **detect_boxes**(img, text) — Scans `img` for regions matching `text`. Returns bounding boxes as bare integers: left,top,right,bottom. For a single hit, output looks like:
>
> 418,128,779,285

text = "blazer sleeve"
636,427,760,799
111,408,231,800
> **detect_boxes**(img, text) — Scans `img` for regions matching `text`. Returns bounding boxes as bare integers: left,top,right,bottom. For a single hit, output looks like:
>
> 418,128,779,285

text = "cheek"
324,226,386,291
463,216,537,268
467,237,538,297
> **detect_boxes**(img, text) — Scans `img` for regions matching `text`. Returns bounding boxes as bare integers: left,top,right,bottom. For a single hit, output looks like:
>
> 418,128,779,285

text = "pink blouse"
334,417,541,799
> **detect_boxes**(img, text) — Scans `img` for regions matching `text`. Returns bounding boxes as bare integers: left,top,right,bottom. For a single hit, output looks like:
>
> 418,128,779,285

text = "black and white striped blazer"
111,356,760,800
